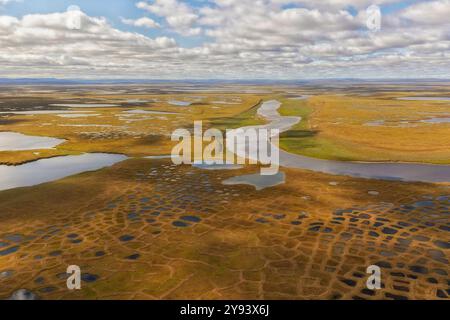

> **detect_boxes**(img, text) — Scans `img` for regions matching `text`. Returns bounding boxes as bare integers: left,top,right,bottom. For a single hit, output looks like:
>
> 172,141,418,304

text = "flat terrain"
0,159,448,300
0,86,262,164
278,90,450,163
0,83,449,300
1,84,449,165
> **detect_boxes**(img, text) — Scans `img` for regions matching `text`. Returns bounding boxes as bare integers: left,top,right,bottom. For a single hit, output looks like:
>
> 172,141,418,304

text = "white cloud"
137,0,201,35
121,16,160,28
0,0,22,5
0,1,449,79
0,10,179,77
273,0,402,10
399,0,450,25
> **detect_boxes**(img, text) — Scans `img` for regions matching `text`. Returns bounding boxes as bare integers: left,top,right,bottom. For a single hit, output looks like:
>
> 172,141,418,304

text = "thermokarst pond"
0,132,65,151
0,153,127,191
167,100,192,106
222,172,286,190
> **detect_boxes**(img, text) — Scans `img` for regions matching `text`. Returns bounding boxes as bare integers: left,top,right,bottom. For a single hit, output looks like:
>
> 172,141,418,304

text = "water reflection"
0,153,127,191
222,172,285,190
0,132,65,151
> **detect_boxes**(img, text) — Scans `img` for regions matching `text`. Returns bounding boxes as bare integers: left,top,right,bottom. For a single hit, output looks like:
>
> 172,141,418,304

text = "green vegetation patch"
209,100,265,131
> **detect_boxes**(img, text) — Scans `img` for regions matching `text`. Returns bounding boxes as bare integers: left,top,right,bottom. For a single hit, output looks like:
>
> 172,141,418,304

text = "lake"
0,132,65,151
0,153,127,191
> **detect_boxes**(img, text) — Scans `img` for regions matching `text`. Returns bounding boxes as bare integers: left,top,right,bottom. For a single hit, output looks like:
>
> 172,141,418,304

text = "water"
212,101,241,105
193,163,243,170
233,100,450,183
124,99,153,104
167,100,192,106
288,95,309,100
256,100,301,132
0,132,65,151
226,100,300,164
0,153,127,191
123,109,178,115
222,172,285,190
0,110,95,115
144,155,177,159
397,97,450,101
364,118,450,126
57,114,100,118
421,117,450,124
49,104,120,108
278,153,450,183
58,124,115,128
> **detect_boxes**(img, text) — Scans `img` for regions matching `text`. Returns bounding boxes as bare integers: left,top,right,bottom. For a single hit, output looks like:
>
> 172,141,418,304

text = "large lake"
0,153,127,191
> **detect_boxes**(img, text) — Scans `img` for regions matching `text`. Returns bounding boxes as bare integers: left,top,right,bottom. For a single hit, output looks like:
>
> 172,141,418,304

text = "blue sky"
0,0,448,79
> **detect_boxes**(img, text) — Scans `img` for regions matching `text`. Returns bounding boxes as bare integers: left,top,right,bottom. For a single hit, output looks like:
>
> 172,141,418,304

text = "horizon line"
1,77,450,83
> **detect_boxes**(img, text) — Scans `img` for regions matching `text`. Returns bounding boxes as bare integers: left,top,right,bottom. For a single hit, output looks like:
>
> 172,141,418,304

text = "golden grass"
0,93,261,164
0,158,448,299
2,87,449,165
279,93,450,163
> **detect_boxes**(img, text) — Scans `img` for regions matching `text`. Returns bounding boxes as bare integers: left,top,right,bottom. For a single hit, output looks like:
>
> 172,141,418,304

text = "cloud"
272,0,402,10
399,0,450,25
136,0,201,35
121,16,160,28
0,1,449,79
0,10,179,78
0,0,22,4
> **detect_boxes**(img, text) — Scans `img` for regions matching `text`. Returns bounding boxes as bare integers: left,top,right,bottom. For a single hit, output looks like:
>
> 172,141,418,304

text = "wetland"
0,82,448,300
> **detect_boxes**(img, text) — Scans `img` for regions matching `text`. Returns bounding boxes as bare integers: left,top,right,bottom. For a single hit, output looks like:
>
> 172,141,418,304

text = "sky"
0,0,448,79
